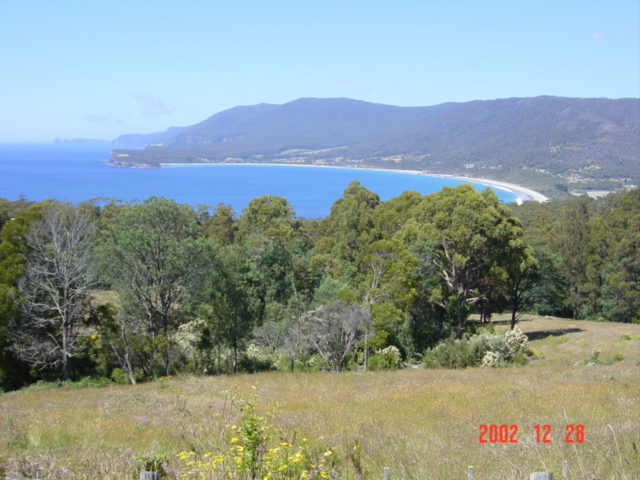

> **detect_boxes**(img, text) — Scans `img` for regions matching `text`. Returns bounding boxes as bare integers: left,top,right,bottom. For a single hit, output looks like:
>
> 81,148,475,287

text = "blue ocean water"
0,143,518,218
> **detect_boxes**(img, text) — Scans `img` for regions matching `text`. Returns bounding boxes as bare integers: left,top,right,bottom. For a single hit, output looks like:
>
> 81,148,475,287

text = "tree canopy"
0,184,638,389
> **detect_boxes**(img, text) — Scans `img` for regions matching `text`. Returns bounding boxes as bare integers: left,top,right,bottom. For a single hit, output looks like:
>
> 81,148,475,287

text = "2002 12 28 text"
479,424,585,443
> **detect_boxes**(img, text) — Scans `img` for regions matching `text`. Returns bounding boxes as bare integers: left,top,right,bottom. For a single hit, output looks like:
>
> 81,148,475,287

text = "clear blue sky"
1,0,638,142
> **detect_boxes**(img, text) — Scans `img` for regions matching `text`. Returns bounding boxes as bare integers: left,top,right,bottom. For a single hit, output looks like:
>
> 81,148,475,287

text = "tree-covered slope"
110,96,640,192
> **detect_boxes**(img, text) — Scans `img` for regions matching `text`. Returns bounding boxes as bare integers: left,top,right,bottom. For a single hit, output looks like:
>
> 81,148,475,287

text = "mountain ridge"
110,96,640,196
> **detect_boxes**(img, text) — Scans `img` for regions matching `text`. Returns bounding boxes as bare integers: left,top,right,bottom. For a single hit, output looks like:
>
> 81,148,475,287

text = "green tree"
87,303,139,385
372,190,422,240
204,203,238,245
197,244,261,374
552,199,592,319
240,195,308,313
598,190,640,322
317,180,380,281
98,197,215,377
502,241,539,329
360,239,418,353
522,238,567,317
406,185,528,337
0,201,47,390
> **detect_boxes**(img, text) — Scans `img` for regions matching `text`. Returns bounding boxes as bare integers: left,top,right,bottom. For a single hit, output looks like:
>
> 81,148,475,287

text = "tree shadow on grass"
472,318,586,341
517,328,585,341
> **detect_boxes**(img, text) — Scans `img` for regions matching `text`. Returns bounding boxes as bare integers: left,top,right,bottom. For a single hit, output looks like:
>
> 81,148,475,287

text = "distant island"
108,96,640,198
55,137,111,146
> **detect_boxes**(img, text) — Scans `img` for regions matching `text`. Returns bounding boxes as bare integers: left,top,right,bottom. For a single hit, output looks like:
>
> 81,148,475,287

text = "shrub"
423,337,481,369
239,344,277,373
504,327,529,354
604,353,626,365
110,368,127,385
481,351,502,368
424,328,531,369
529,348,545,360
368,346,402,370
587,348,601,363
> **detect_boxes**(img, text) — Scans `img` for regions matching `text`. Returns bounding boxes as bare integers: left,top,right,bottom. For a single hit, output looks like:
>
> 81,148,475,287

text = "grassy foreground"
1,316,639,479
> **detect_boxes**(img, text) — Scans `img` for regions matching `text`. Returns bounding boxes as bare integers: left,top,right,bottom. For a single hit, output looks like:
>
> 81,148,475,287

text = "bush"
368,346,402,370
22,376,113,391
423,328,531,369
239,344,277,373
110,368,127,385
423,337,483,369
481,351,502,368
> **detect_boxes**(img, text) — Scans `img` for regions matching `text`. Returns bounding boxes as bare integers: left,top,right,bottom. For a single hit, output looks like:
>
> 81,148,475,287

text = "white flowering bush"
481,351,502,368
424,328,531,369
172,319,205,364
368,345,402,370
245,344,273,364
241,344,278,372
505,327,529,354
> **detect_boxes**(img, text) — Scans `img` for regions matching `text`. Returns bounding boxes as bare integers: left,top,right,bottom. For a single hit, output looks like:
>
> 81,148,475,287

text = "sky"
1,0,638,142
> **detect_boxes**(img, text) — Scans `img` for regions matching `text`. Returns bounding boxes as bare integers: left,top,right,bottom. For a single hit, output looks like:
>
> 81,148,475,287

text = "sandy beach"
357,168,550,203
161,162,550,204
423,173,549,203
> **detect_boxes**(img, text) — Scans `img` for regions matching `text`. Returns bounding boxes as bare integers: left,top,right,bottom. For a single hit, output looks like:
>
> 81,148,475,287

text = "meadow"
1,316,639,480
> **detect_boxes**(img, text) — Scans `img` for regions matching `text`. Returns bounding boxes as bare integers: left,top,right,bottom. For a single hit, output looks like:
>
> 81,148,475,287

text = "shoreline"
426,173,549,203
160,161,549,204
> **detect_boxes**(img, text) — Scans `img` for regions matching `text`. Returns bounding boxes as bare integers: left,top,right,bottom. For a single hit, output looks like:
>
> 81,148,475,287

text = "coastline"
160,161,549,204
425,173,549,203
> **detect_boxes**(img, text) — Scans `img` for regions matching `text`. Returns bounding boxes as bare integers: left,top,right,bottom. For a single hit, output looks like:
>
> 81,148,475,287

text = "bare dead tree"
253,316,309,372
303,301,371,372
11,204,97,380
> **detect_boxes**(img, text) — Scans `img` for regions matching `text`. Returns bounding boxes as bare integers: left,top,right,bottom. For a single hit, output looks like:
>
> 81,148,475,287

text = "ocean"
0,143,518,218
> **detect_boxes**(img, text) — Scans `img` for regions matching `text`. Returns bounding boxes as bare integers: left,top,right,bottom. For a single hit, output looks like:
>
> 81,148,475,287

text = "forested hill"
111,96,639,196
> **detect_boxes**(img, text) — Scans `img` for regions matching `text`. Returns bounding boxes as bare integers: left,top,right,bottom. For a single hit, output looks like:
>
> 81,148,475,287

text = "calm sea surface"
0,143,518,218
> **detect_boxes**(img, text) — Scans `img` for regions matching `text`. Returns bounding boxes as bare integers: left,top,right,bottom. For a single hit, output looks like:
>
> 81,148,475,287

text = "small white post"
530,473,553,480
563,460,569,480
141,472,161,480
467,465,475,480
383,466,390,480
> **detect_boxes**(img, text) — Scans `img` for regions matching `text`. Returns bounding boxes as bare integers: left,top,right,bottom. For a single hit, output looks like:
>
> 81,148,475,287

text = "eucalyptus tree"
598,189,640,322
316,180,380,281
10,203,98,381
0,201,48,389
239,195,315,314
405,185,528,337
204,203,238,245
197,243,261,374
502,241,540,329
99,197,216,377
360,239,418,352
372,190,422,240
551,199,592,319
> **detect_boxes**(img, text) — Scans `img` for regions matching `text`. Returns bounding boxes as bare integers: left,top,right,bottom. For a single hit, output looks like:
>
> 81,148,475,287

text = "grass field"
1,316,639,479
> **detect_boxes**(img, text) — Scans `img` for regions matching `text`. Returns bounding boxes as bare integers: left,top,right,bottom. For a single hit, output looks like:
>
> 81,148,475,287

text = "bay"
0,143,519,218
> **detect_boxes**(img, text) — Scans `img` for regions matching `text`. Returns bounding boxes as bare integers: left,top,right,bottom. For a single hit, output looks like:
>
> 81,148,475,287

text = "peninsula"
109,96,640,199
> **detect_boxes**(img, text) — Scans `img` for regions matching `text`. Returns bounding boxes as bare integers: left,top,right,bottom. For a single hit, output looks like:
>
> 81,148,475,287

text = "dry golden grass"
1,316,639,479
